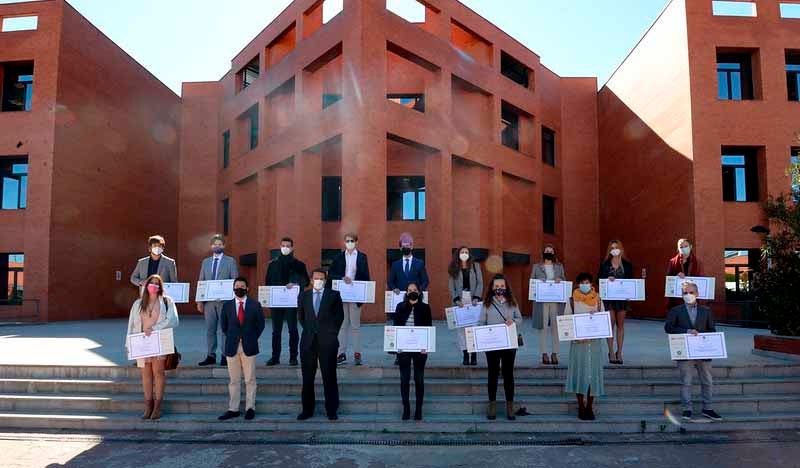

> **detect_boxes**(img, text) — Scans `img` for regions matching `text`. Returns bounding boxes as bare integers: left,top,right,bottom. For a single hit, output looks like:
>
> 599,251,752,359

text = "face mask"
146,284,160,295
345,241,356,250
407,291,420,301
313,279,325,290
579,284,592,294
401,247,412,256
234,288,248,298
680,246,692,256
459,253,470,262
610,248,621,257
281,247,292,256
683,293,697,305
543,252,555,261
151,247,163,256
212,247,224,255
494,288,506,297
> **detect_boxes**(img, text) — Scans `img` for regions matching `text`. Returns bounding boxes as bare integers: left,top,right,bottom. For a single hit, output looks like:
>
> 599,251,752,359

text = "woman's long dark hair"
483,274,517,308
140,274,164,312
448,246,473,278
403,282,420,303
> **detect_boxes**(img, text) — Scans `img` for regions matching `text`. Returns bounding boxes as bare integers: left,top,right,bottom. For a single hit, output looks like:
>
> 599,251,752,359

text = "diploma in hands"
195,280,235,302
445,303,483,329
664,276,716,300
163,283,190,303
332,280,376,303
669,332,727,360
127,328,175,360
557,312,613,341
465,323,518,353
258,286,299,308
528,279,572,303
384,326,436,352
599,279,646,301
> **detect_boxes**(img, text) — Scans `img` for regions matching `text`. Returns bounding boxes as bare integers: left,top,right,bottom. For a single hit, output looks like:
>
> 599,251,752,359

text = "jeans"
677,359,713,411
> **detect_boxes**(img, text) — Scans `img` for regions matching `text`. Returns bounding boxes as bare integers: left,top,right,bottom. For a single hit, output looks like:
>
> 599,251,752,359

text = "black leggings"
399,352,428,408
486,349,516,402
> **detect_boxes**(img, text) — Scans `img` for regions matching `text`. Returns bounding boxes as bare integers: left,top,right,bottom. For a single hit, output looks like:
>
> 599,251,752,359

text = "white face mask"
610,248,621,257
459,253,469,262
345,241,356,250
680,246,691,256
313,279,325,290
280,247,292,256
683,293,697,305
151,247,163,256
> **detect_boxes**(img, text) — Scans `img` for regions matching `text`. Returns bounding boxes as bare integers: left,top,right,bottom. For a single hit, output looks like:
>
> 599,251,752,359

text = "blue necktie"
404,259,410,275
313,291,322,317
211,257,219,280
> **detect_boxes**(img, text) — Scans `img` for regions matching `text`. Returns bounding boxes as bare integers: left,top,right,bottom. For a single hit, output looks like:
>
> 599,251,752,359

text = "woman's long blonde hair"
605,239,625,260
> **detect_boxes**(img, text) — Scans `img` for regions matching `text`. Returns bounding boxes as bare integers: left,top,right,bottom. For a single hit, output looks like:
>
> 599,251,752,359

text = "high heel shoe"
542,353,551,365
550,353,559,365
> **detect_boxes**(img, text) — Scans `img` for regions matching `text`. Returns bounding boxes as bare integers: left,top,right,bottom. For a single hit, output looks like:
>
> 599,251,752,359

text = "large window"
542,127,555,166
722,149,759,202
717,53,754,100
237,56,260,92
387,176,425,221
222,130,230,168
387,93,425,113
1,158,27,210
542,195,556,235
725,249,758,300
501,51,530,88
501,103,520,151
321,176,342,221
787,51,800,102
1,253,23,305
1,62,33,112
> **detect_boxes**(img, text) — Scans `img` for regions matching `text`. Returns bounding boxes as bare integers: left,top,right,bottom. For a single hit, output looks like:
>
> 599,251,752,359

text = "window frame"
1,252,24,306
0,157,28,210
500,51,530,89
386,93,425,113
541,127,555,166
387,176,426,221
542,194,556,235
717,53,754,100
787,51,800,102
222,130,231,168
1,62,34,112
321,176,342,222
501,105,520,151
721,149,759,202
222,198,230,235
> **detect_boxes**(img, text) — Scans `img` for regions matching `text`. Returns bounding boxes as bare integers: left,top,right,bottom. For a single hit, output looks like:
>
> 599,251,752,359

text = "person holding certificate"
530,243,566,366
265,237,310,366
393,282,432,421
664,281,722,422
479,274,523,421
666,238,704,311
387,232,429,365
328,233,371,366
564,273,606,421
125,274,179,420
447,246,483,366
597,240,633,365
130,235,177,287
197,234,239,367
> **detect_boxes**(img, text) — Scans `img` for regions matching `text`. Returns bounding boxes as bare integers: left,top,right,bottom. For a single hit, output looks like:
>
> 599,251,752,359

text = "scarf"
573,288,600,307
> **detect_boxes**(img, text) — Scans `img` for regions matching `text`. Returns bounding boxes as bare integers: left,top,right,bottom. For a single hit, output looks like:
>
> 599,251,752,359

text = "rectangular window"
1,253,23,305
787,51,800,101
542,195,556,235
387,93,425,113
222,130,230,168
237,56,260,92
791,147,800,203
724,249,758,300
501,51,530,88
1,15,38,32
1,157,28,210
542,127,555,166
249,111,259,150
1,62,33,111
387,176,425,221
501,103,520,151
780,3,800,18
222,199,229,235
712,1,757,17
721,148,759,202
321,176,342,221
717,53,754,100
322,93,342,109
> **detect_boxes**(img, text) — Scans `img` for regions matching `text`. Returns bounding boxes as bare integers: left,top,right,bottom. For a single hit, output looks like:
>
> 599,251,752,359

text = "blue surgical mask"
579,284,592,294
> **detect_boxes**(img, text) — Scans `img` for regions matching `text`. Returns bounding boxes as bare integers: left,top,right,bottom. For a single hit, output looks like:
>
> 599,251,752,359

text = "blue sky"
60,0,671,96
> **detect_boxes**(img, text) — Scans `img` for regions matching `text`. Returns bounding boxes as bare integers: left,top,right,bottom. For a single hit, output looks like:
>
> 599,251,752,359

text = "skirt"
565,339,606,396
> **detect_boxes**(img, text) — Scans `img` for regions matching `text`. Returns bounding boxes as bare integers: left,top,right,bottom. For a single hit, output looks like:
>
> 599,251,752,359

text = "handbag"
162,297,181,370
490,302,524,347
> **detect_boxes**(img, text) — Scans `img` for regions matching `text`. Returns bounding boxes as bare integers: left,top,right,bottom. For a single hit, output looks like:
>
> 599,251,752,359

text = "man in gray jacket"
198,234,239,367
130,235,177,286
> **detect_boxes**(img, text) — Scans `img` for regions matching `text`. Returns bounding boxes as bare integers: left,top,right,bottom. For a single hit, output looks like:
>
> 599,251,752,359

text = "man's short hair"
681,281,699,293
148,235,165,246
281,237,294,246
210,234,225,244
311,268,328,278
234,276,248,286
344,233,359,242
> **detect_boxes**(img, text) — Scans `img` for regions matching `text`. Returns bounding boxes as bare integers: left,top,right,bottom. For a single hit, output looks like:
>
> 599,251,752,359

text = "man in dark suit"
218,277,265,421
297,268,344,421
387,232,429,364
328,232,371,366
665,281,722,422
264,237,310,366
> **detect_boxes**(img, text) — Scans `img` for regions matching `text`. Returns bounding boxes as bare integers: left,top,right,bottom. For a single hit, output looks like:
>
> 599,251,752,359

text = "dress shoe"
218,410,240,421
327,413,338,421
414,408,422,421
266,358,279,366
296,412,312,421
289,357,299,366
198,356,216,366
462,351,470,366
337,353,347,365
245,408,255,420
219,356,227,367
470,353,477,366
402,404,411,421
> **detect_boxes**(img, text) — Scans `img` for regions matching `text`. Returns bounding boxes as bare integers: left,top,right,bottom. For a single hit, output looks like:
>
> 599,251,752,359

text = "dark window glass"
543,195,556,235
1,158,28,210
387,93,425,113
222,198,229,235
501,104,520,151
724,249,759,300
787,52,800,102
1,63,33,112
387,176,425,221
721,149,759,202
542,127,555,166
501,52,530,88
791,147,799,203
321,176,342,221
1,253,24,305
238,56,260,91
249,110,259,150
322,93,343,109
222,130,230,168
717,53,754,100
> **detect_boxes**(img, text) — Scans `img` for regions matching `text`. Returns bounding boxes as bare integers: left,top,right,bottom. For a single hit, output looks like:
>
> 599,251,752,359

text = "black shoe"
702,409,722,421
337,353,347,365
327,413,338,421
266,358,279,366
402,405,410,421
394,356,400,366
199,356,215,366
296,412,312,421
682,410,693,421
414,409,422,421
219,356,227,367
244,408,255,420
289,357,299,366
578,407,586,421
462,351,469,366
586,408,596,421
218,410,240,421
470,353,477,366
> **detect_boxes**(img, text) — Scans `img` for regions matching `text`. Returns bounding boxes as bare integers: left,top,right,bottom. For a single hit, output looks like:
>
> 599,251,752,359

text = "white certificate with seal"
258,286,299,308
126,328,175,360
445,303,483,329
465,323,518,353
669,332,727,360
163,283,190,303
332,280,376,303
384,291,429,313
384,326,436,353
195,280,235,302
599,279,646,301
557,312,613,341
664,276,715,300
528,279,572,303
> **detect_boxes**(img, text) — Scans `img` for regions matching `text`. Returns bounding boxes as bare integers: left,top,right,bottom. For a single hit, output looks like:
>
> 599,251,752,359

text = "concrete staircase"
1,363,799,433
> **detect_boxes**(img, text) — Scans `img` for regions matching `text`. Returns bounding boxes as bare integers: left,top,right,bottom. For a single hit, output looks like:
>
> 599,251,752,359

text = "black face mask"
401,247,412,256
407,291,420,301
494,288,506,297
234,288,248,298
543,252,555,261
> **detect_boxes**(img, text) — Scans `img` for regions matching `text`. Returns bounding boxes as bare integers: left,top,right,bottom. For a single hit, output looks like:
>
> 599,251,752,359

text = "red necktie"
237,301,245,326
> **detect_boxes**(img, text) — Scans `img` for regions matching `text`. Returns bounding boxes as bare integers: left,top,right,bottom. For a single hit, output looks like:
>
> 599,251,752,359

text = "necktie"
212,257,219,280
238,301,245,326
404,259,410,275
313,291,322,317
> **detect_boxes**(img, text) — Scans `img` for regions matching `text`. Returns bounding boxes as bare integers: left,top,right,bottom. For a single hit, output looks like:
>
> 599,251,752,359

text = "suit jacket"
198,255,239,282
221,296,266,357
388,257,429,291
530,262,567,328
393,300,433,327
447,263,484,304
664,304,716,334
130,255,177,286
265,255,310,290
297,289,344,347
328,251,371,283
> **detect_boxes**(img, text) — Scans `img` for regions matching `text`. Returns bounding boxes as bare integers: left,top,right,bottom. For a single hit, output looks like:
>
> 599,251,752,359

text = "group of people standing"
124,233,722,423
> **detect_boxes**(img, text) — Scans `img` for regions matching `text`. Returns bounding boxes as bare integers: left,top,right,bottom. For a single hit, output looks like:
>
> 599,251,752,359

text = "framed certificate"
384,326,436,353
258,286,299,308
163,283,190,303
195,280,235,302
664,276,716,300
445,303,483,329
332,280,376,303
528,279,572,303
384,291,429,313
126,328,175,360
669,332,727,360
557,312,613,341
599,279,646,301
465,323,518,353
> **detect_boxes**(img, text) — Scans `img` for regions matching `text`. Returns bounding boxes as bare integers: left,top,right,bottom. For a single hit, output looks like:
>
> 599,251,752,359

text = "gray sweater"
480,298,523,328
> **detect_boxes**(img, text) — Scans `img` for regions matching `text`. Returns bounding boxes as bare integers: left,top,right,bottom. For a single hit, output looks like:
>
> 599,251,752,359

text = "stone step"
0,392,797,416
1,410,799,434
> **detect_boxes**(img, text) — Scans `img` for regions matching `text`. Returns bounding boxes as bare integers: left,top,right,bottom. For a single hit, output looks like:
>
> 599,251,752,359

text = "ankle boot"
141,399,154,420
487,401,497,420
150,399,162,420
462,351,469,366
414,403,423,421
506,401,516,421
470,353,477,366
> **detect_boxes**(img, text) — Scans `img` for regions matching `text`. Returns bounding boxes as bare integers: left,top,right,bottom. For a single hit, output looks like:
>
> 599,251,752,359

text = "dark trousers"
271,308,299,360
486,349,516,402
398,352,427,410
300,333,339,416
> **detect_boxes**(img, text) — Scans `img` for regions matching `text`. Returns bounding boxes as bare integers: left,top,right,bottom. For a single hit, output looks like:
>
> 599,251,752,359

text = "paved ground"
0,317,780,368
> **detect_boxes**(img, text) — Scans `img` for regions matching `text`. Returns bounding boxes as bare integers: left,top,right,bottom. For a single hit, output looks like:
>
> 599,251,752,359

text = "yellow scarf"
573,288,600,307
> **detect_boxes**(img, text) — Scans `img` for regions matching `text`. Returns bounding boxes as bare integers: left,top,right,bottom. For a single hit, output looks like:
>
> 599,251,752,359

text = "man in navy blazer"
327,233,371,366
665,281,722,422
218,277,265,421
